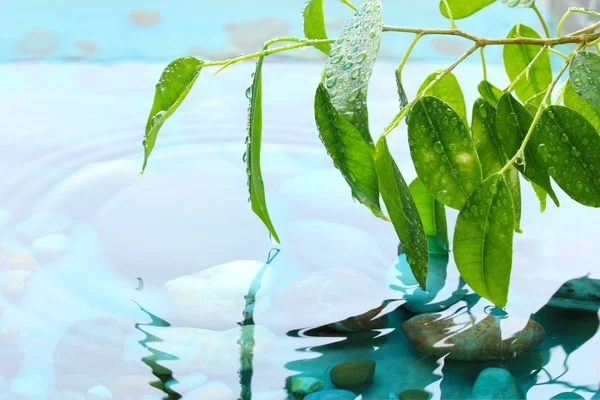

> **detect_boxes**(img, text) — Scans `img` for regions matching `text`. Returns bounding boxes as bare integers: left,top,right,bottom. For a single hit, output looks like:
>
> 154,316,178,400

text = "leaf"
496,92,559,206
564,80,600,132
314,83,384,218
503,24,552,108
418,71,467,124
142,56,204,172
407,96,483,210
471,98,522,231
530,180,547,212
376,137,429,288
529,106,600,207
453,173,515,308
569,51,600,111
302,0,331,55
409,177,449,253
500,0,535,7
246,52,280,243
395,70,409,110
439,0,496,20
324,0,383,145
478,80,504,108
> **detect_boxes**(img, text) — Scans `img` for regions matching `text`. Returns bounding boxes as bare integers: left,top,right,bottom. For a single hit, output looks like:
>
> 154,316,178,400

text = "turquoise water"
0,60,599,399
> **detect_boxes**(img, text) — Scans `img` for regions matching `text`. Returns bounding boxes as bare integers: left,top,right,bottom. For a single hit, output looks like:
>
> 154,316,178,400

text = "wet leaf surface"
408,177,449,253
477,80,504,108
418,71,467,124
302,0,331,55
569,51,600,111
564,78,600,132
439,0,496,19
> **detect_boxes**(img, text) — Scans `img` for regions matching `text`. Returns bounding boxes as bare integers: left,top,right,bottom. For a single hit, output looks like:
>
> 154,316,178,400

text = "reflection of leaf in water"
134,302,182,400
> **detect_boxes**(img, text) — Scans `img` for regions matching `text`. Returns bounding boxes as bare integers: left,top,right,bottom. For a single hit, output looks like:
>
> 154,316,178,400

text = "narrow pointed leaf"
529,106,600,207
314,83,384,218
454,173,515,308
395,70,409,110
569,51,600,110
439,0,496,19
418,71,467,124
408,96,483,210
478,80,504,108
324,0,382,145
530,180,547,212
142,56,204,172
472,98,522,231
302,0,331,55
246,52,279,243
503,24,552,108
564,80,600,132
496,92,559,206
376,137,429,288
409,177,449,253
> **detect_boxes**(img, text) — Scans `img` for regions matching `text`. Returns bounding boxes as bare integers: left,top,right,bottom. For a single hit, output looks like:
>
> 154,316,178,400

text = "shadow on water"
134,301,182,400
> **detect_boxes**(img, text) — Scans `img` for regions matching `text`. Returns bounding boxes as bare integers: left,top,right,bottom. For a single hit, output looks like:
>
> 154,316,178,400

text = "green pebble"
291,376,325,395
330,360,376,389
400,389,430,400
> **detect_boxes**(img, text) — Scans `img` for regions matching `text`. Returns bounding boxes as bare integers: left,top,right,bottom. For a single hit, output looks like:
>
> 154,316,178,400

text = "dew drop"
356,53,367,63
326,77,337,88
245,86,253,100
331,55,343,64
433,141,444,154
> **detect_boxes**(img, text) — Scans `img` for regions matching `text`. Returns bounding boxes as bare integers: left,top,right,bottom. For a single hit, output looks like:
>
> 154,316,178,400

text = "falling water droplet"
269,232,280,245
137,171,144,180
515,152,524,166
136,277,144,291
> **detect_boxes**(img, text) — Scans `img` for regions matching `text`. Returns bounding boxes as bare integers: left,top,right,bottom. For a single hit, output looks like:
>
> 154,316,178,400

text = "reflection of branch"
538,357,597,394
238,249,280,400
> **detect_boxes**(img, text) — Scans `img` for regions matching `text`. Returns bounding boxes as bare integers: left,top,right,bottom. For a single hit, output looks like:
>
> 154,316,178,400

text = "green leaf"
246,52,280,243
142,56,204,172
569,51,600,111
395,70,409,110
477,80,504,108
409,177,449,253
529,106,600,207
302,0,331,55
314,83,384,218
408,96,483,210
418,71,467,124
376,137,429,288
324,0,383,145
564,80,600,132
530,181,547,212
500,0,535,7
439,0,496,20
496,92,559,206
503,24,552,108
453,173,515,308
471,98,522,231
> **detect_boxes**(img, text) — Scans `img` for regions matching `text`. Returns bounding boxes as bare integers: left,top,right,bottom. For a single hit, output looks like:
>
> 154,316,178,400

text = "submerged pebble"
291,376,325,395
471,368,524,399
402,313,545,361
15,212,72,243
2,270,32,299
330,360,376,389
31,234,69,262
304,389,357,400
87,384,112,399
547,276,600,313
399,389,431,400
8,252,38,270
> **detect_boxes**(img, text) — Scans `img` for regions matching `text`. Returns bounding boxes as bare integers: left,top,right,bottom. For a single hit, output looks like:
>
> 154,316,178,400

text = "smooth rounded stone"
50,390,87,400
149,325,276,376
0,206,12,231
284,219,388,280
330,360,376,389
304,389,357,400
10,374,52,399
15,212,72,243
399,389,430,400
97,174,275,280
547,276,600,313
165,260,275,330
550,394,585,399
2,270,32,299
274,268,389,330
186,381,234,400
472,368,524,399
31,234,68,262
8,252,38,270
54,317,132,378
402,313,545,361
87,385,112,399
327,303,388,333
291,376,324,395
386,253,466,314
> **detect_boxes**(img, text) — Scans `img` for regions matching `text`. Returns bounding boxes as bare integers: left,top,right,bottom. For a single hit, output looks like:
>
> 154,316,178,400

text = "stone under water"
471,368,525,399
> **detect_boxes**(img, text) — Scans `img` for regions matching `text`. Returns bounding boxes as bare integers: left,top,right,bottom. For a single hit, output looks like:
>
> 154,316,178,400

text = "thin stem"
558,8,600,37
480,47,487,81
555,82,567,105
549,47,570,61
499,47,580,175
204,38,335,69
532,4,551,39
506,45,548,92
588,36,600,48
568,20,600,37
382,25,600,46
397,33,424,75
340,0,358,11
524,89,547,106
383,44,479,137
596,43,600,53
440,0,458,29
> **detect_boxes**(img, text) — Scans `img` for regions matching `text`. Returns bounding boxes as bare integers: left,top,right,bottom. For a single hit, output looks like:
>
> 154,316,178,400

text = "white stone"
31,234,68,262
15,212,71,243
87,385,112,399
2,270,32,299
186,381,234,400
10,374,52,399
165,260,275,329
